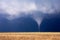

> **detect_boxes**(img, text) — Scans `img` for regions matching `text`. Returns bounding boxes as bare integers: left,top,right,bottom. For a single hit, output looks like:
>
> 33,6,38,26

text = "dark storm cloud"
0,0,60,26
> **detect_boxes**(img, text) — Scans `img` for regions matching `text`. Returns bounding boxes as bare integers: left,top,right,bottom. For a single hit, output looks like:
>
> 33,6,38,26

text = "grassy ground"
0,32,59,40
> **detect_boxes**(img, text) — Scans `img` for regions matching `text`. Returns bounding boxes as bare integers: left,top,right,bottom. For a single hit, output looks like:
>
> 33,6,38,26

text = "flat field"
0,32,59,40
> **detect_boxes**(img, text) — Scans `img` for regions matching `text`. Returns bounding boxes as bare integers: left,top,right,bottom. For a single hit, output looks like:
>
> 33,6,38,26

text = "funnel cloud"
0,0,60,31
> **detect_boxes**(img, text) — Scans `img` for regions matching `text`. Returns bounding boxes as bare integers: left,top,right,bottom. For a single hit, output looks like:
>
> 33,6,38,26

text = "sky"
0,0,60,15
0,0,60,26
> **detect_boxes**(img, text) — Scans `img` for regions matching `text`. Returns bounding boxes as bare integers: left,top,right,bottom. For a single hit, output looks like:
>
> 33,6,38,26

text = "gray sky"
0,0,60,26
0,0,60,14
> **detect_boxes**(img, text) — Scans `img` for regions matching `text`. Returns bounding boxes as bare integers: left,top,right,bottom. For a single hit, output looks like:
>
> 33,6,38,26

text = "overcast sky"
0,0,60,26
0,0,60,15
